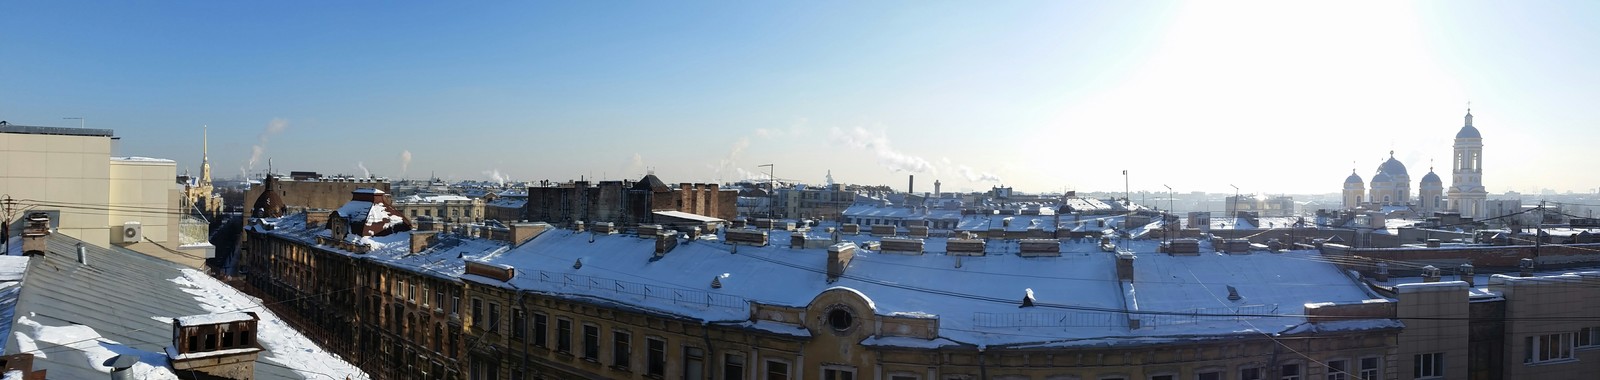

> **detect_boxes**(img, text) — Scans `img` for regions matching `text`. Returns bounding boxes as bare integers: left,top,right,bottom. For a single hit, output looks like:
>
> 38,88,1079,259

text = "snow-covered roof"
0,254,27,352
253,213,510,281
109,156,176,164
335,200,406,232
397,194,473,204
175,312,256,327
4,234,367,379
470,229,1380,349
488,198,527,209
653,210,726,223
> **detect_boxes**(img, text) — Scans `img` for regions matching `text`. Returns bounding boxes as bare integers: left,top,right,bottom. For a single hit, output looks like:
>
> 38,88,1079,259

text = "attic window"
827,306,854,332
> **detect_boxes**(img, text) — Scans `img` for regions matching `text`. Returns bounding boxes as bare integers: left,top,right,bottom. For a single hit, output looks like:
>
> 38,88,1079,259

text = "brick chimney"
508,223,548,246
827,242,857,283
1459,263,1475,287
1374,262,1389,282
1421,265,1441,283
168,312,262,380
410,231,438,254
1116,252,1136,282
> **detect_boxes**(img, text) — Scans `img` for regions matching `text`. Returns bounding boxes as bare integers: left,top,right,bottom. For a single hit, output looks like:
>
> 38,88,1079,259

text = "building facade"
0,124,203,267
525,175,736,228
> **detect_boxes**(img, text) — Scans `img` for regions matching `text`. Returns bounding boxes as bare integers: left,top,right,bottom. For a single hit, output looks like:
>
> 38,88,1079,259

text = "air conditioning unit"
118,222,143,244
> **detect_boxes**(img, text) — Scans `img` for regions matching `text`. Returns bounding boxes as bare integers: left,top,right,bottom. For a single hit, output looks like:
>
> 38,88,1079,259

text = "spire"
199,125,213,186
1465,104,1473,127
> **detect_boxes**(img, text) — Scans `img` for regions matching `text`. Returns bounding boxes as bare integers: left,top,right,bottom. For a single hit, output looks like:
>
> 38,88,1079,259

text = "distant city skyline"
4,1,1598,195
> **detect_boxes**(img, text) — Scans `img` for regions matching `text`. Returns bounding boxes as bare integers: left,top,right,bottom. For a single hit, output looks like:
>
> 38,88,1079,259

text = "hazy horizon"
5,1,1598,196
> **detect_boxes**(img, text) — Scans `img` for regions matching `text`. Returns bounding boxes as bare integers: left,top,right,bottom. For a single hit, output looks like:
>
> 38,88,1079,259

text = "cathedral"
1342,110,1488,219
180,126,224,218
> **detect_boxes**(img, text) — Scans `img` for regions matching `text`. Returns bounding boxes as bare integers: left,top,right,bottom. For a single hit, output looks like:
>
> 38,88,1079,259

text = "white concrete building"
0,124,206,267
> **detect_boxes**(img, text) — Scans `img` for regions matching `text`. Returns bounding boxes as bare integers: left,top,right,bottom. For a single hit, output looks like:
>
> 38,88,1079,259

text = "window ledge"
1525,358,1579,366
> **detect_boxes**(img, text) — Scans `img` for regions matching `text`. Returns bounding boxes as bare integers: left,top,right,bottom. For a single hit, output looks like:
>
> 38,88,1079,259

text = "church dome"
1371,170,1393,184
1344,171,1363,184
1378,152,1408,177
1421,169,1442,184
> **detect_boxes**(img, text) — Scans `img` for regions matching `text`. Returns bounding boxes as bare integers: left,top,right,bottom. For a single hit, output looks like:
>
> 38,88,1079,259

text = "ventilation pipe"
76,243,88,266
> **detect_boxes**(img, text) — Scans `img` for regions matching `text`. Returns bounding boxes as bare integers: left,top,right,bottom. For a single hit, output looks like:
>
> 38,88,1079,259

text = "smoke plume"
248,118,289,170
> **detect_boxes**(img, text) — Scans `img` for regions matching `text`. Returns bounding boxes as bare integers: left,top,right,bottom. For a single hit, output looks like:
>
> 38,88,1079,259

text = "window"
435,291,444,311
1358,358,1378,380
1239,367,1264,380
453,296,461,315
471,298,483,326
487,303,500,332
1414,353,1443,378
647,337,666,377
557,318,573,354
889,375,918,380
1148,375,1172,380
1280,363,1301,380
612,330,631,369
1325,360,1347,380
724,353,745,380
532,313,548,348
823,367,855,380
1579,327,1600,348
582,324,600,361
1525,333,1574,364
1195,370,1221,380
765,360,790,380
684,347,705,380
512,309,526,340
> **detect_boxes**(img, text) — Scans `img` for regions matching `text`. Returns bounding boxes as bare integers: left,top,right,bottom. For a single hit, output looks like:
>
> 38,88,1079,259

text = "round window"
827,307,854,332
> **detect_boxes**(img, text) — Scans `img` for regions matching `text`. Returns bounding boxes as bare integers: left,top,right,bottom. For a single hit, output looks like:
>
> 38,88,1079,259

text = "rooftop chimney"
908,174,914,194
75,243,88,266
410,231,438,254
1519,258,1535,277
827,242,857,283
21,212,51,256
1421,265,1441,282
1375,262,1390,282
168,312,262,380
1116,252,1136,281
1459,263,1475,287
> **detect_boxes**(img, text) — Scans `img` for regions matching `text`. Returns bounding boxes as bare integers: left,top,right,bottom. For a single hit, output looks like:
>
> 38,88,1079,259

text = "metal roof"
0,124,115,137
2,235,310,379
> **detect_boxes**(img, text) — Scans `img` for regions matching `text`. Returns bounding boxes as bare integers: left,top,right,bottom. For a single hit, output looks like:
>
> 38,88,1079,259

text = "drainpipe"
700,322,716,380
518,290,530,379
978,346,988,380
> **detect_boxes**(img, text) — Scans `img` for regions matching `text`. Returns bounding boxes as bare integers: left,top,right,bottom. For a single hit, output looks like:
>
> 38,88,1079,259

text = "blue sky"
3,1,1597,195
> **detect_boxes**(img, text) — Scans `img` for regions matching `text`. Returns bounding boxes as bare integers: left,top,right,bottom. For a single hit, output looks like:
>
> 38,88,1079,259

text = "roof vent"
1019,288,1035,308
1459,263,1475,287
76,243,88,266
1375,262,1390,282
711,276,722,289
573,258,583,270
1226,285,1241,301
1519,258,1535,277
